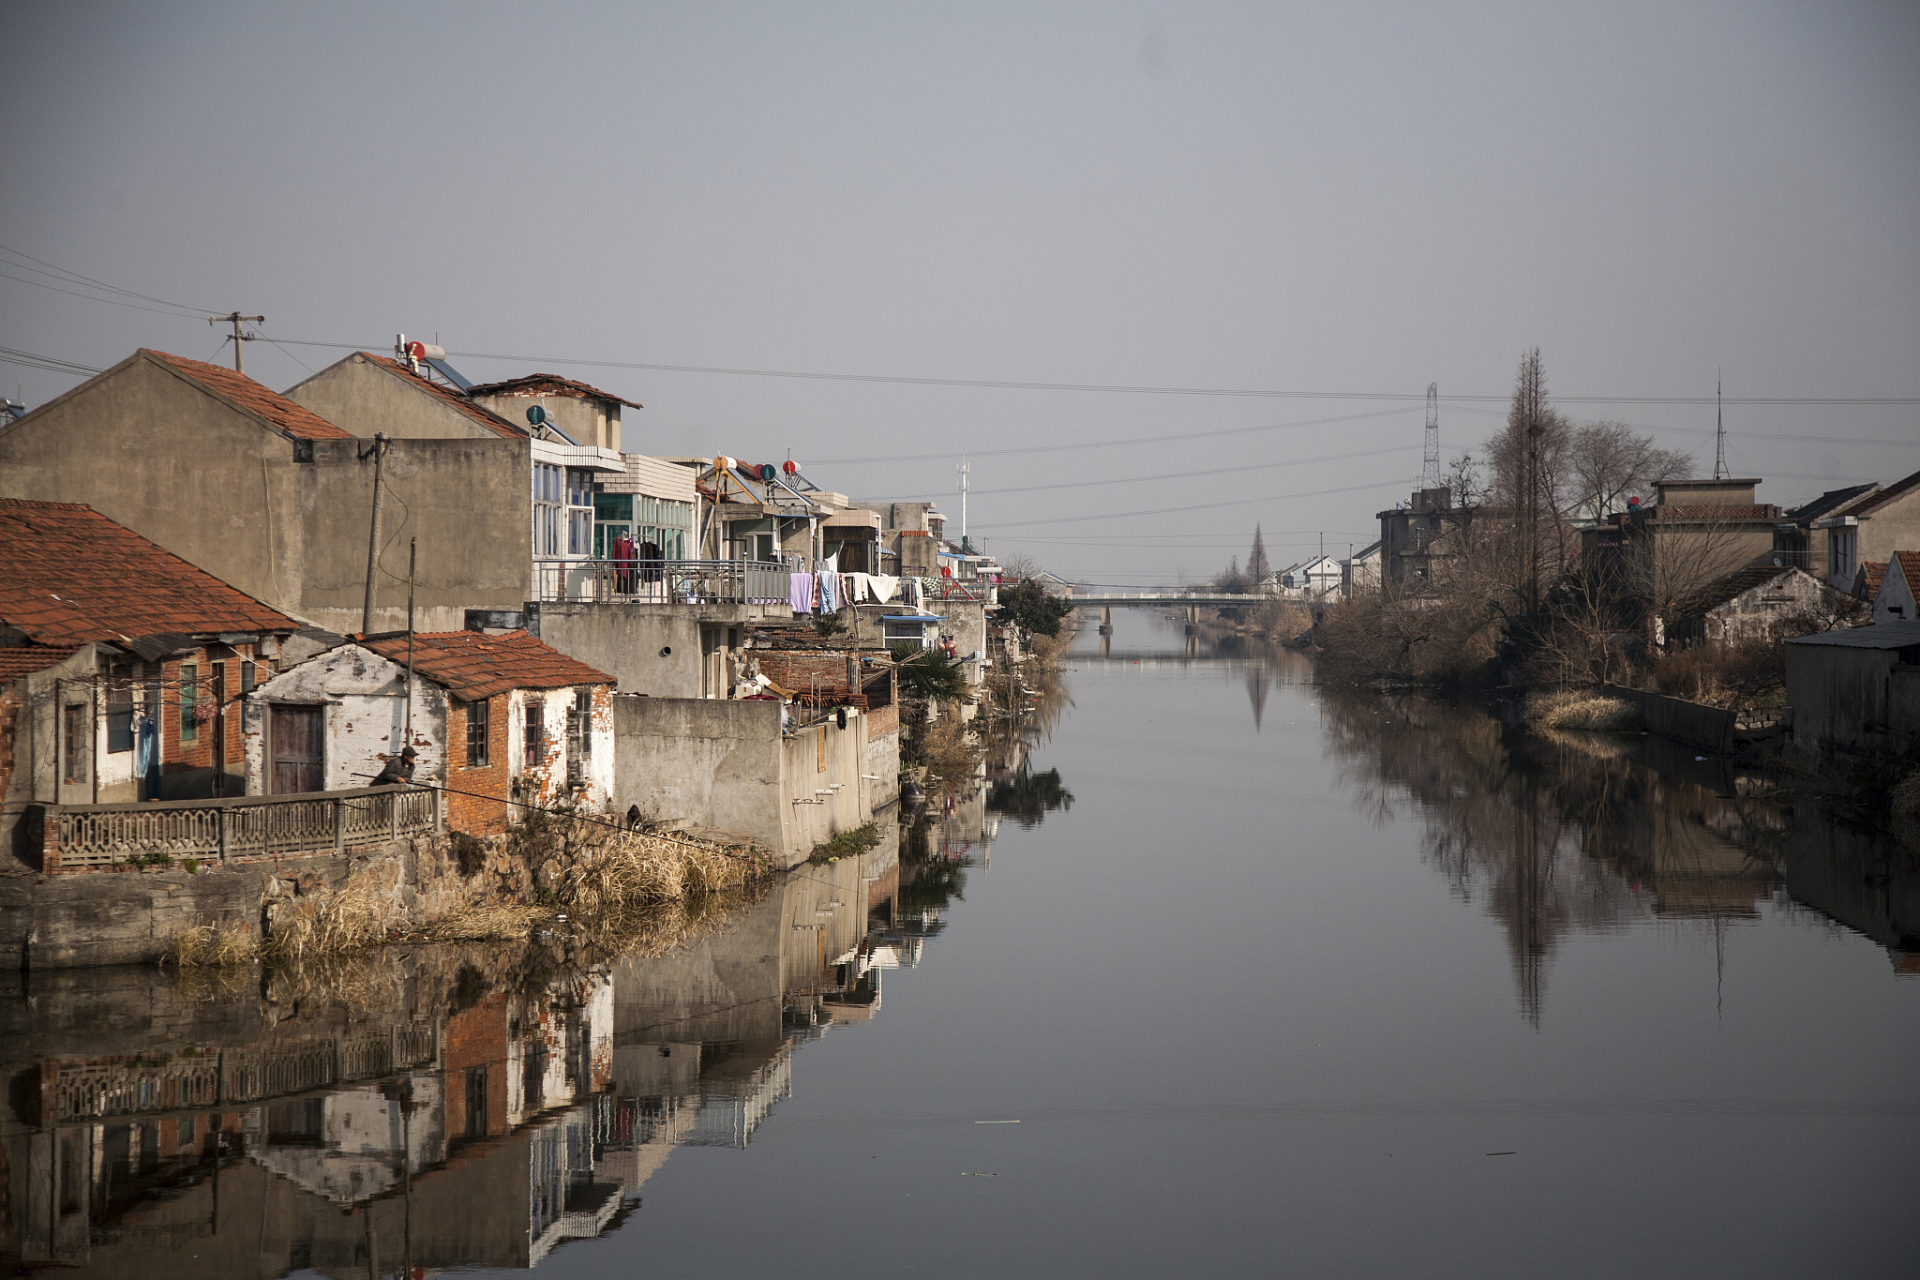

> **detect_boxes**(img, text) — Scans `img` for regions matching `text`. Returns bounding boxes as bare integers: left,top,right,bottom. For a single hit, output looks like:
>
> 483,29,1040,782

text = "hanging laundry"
818,571,841,612
868,573,899,603
849,572,872,602
789,573,813,614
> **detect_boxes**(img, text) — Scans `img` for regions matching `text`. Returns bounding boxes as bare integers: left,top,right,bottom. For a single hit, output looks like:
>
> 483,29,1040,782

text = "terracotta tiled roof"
358,353,529,439
1851,467,1920,517
1857,561,1887,598
359,630,611,701
1891,552,1920,594
145,349,354,441
0,500,299,644
466,372,642,409
0,644,81,684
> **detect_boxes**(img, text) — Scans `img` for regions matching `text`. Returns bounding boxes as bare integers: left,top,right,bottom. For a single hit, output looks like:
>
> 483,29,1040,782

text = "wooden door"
270,704,324,793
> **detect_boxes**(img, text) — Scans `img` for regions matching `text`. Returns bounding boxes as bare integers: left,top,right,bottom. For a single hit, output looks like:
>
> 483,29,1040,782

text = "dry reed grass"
1893,769,1920,816
1527,690,1640,732
922,716,978,790
163,921,259,967
261,868,396,964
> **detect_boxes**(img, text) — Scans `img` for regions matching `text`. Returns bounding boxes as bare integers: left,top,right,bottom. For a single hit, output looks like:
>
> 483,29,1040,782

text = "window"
241,661,257,695
571,687,592,759
466,697,491,767
106,662,133,753
532,463,563,557
178,663,198,743
464,1065,490,1139
566,468,596,555
524,701,545,767
1832,529,1857,580
62,704,87,783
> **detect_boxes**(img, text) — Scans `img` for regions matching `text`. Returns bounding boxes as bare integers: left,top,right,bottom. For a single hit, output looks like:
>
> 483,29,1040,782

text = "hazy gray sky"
4,1,1916,583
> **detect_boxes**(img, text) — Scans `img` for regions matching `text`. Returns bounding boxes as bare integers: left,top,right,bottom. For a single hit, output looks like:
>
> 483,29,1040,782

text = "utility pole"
361,434,389,635
208,312,264,373
957,457,970,552
405,537,417,743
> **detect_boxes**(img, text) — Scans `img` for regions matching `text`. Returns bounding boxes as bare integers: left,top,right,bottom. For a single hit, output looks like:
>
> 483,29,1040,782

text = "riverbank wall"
1,830,539,971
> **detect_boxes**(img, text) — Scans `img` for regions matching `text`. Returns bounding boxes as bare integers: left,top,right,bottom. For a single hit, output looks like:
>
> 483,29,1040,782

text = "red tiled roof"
0,499,298,644
145,349,354,441
359,630,611,701
1858,561,1887,598
1890,551,1920,595
1852,468,1920,517
466,372,642,409
0,644,80,684
358,353,528,439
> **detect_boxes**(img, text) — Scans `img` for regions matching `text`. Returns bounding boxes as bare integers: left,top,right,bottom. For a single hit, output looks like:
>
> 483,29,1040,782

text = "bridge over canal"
1068,591,1279,632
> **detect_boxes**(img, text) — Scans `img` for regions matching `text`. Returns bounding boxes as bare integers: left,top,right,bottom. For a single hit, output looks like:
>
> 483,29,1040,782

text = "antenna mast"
957,457,970,551
1713,371,1728,480
1421,382,1441,490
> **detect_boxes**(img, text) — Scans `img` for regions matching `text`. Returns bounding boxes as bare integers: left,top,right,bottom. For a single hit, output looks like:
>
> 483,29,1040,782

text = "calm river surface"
6,611,1918,1278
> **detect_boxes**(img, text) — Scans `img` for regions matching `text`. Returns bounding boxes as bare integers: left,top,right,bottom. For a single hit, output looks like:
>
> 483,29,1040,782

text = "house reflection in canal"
1320,693,1920,1021
0,829,938,1275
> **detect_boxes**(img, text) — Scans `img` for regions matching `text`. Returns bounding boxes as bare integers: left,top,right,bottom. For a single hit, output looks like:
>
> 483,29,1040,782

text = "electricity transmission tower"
1420,382,1442,490
1713,372,1728,479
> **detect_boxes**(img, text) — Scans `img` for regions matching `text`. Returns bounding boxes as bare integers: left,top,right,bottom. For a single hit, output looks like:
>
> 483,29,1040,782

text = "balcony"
34,784,441,873
533,558,791,606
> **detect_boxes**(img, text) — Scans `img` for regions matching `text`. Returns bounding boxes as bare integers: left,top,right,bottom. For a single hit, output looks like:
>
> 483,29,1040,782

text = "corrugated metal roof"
1785,621,1920,648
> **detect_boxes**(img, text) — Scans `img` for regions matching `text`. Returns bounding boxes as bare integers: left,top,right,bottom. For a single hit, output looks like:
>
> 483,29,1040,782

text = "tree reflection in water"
1320,691,1792,1024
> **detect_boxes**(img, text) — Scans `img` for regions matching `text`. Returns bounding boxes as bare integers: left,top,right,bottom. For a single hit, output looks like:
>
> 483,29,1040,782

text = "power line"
0,269,213,320
866,442,1416,503
0,241,216,313
0,344,103,377
264,336,1920,407
977,476,1416,531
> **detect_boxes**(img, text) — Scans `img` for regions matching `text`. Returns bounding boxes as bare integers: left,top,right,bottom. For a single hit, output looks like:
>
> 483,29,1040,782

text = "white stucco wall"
509,684,616,814
243,645,448,794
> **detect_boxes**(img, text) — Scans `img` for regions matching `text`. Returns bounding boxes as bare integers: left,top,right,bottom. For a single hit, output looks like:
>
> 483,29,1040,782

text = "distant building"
1343,540,1383,597
1376,487,1456,591
1871,552,1920,624
1660,565,1844,648
1810,467,1920,593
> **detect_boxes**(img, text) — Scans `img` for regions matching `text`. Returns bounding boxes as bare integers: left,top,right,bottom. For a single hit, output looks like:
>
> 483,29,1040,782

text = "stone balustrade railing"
36,785,441,873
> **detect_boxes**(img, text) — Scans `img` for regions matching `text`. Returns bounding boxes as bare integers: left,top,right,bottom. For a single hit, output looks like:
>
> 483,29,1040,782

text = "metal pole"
206,313,264,373
361,435,388,635
405,538,416,743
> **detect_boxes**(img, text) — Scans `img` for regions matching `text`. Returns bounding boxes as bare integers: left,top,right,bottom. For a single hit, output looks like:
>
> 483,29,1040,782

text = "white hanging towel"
867,573,899,603
849,573,872,602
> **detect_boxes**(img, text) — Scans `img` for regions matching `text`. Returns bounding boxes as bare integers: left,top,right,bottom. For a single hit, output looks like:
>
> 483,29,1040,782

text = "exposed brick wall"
444,993,511,1138
865,701,897,742
755,651,894,711
444,692,511,834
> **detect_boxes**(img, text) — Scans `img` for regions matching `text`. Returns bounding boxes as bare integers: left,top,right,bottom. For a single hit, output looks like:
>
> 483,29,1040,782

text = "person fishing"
370,746,417,786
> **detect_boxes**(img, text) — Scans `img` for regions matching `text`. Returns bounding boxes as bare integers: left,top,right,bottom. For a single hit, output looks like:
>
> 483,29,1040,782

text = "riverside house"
0,498,300,868
244,629,615,834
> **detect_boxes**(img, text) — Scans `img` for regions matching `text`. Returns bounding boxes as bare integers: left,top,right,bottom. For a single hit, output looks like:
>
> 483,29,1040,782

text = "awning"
881,614,945,622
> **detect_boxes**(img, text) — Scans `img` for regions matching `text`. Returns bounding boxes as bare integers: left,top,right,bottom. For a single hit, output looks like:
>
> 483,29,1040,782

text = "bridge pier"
1098,604,1112,635
1185,604,1199,634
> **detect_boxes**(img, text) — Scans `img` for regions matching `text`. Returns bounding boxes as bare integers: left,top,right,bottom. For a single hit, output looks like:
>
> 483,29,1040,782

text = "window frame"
524,700,545,768
178,662,198,743
466,696,491,768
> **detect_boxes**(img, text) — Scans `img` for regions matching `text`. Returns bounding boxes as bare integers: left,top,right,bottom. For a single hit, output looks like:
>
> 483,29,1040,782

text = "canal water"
5,610,1917,1277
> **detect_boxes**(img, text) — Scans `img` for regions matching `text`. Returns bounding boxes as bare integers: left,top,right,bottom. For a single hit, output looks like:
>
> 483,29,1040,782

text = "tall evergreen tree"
1247,525,1270,585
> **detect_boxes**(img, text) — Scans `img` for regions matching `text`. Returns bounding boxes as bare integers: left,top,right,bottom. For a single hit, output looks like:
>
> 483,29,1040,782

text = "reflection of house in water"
1,956,621,1274
1323,695,1793,1023
0,827,942,1276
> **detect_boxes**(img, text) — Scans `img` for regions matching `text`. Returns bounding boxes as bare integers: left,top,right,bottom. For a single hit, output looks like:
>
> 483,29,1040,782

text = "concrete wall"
469,390,619,452
0,356,535,637
298,436,533,635
1856,488,1920,569
612,695,872,865
1873,559,1917,624
532,602,784,698
286,353,511,440
0,355,306,618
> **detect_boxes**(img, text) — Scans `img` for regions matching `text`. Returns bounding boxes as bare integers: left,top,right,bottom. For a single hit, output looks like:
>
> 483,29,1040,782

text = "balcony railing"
533,558,791,606
41,784,440,873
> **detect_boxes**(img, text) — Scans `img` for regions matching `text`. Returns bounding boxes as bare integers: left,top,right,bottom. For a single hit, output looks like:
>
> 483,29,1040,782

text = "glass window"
106,662,134,753
569,508,593,556
179,663,198,743
62,704,87,783
567,468,595,506
467,697,490,767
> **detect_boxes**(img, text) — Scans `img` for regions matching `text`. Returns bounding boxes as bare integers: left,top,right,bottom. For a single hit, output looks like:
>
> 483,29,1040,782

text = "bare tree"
1487,350,1573,616
1566,421,1691,520
1247,525,1270,585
